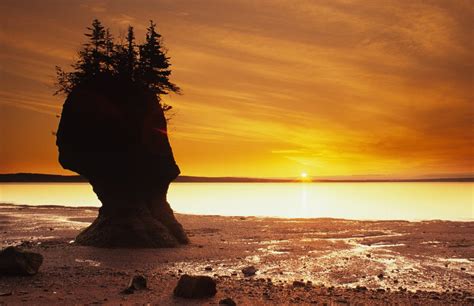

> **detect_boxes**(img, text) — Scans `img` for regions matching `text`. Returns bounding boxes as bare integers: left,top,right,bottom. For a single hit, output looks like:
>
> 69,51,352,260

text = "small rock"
219,297,237,305
377,273,384,279
0,291,13,297
292,280,306,287
173,274,217,298
460,267,466,271
241,266,257,277
205,266,213,271
366,254,371,258
0,246,43,276
121,275,147,294
129,275,147,290
355,286,367,292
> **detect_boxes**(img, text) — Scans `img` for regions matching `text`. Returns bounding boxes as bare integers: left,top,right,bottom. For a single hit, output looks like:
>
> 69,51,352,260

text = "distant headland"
0,173,472,183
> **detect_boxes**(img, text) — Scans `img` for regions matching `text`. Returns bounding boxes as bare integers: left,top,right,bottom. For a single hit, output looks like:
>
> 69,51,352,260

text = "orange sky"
0,0,473,178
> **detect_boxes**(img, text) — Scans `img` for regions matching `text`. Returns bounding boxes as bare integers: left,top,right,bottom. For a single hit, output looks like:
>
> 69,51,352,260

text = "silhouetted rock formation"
0,247,43,276
56,74,188,247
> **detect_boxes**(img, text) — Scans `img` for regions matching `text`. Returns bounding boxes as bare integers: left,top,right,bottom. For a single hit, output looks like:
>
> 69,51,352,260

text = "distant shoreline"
0,173,472,183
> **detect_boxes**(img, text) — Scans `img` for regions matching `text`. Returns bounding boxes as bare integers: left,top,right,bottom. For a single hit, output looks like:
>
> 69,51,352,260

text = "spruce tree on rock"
83,19,107,75
55,19,109,94
126,26,138,78
138,20,180,104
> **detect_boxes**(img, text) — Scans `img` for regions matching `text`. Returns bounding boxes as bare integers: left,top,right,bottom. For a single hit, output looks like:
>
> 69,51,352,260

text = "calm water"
0,182,472,221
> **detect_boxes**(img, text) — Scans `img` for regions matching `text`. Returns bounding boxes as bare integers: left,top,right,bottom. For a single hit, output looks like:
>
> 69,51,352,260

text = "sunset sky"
0,0,472,178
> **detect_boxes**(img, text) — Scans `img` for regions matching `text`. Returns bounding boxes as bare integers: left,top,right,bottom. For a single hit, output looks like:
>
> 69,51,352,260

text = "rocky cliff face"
56,74,188,247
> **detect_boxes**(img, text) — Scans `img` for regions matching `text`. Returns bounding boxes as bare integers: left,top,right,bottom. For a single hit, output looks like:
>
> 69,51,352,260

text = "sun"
300,172,308,178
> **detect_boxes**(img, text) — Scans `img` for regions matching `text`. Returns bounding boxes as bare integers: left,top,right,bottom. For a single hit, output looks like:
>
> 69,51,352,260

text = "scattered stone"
292,280,306,288
0,246,43,276
205,266,213,271
355,286,367,292
0,291,13,297
219,297,237,305
377,273,384,280
173,274,217,298
129,275,147,290
366,254,371,258
460,267,466,271
121,275,147,294
241,266,257,277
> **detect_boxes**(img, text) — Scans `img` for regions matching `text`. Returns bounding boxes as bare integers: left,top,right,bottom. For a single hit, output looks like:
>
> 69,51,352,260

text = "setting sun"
300,172,308,178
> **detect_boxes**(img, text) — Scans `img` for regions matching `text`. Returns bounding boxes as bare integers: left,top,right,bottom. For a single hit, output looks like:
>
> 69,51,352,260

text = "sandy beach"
0,203,473,305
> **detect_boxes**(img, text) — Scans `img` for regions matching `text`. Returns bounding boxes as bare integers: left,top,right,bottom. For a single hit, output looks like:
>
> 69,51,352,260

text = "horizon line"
0,172,473,183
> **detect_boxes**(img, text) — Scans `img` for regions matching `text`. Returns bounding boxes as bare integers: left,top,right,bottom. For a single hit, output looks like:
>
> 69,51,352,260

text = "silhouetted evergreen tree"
104,29,114,71
83,19,108,75
55,19,109,94
126,26,138,78
137,21,180,99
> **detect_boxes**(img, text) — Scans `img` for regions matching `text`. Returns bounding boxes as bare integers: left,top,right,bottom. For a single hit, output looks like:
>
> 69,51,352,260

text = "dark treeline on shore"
0,173,472,183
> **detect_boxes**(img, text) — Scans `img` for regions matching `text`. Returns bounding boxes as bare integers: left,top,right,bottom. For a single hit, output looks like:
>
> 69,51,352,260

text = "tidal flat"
0,203,473,305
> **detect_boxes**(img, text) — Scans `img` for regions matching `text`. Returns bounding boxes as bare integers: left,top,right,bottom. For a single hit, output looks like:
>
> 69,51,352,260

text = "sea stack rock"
56,74,188,247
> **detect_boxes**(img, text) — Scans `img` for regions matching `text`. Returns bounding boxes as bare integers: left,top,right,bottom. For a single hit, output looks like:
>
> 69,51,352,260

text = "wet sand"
0,203,473,305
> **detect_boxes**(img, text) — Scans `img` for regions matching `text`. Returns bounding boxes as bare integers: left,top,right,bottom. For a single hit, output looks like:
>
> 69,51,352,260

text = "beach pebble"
173,274,217,298
129,275,147,290
121,275,147,294
0,246,43,276
355,286,367,292
292,280,306,288
219,297,237,305
241,266,257,277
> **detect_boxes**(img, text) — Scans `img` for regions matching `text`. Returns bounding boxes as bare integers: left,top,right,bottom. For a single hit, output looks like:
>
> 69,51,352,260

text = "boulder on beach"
241,266,257,277
0,246,43,276
173,274,217,298
292,280,306,287
56,74,188,248
121,275,148,294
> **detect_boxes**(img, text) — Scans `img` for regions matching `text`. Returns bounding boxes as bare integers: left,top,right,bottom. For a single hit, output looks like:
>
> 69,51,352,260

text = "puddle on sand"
167,236,474,294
